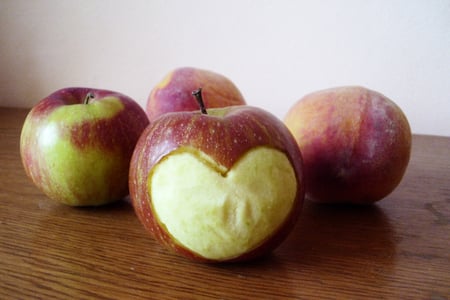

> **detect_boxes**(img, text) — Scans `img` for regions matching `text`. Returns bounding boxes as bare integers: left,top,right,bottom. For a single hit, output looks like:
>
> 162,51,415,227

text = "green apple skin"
146,67,246,122
129,105,305,263
20,87,149,206
284,86,412,204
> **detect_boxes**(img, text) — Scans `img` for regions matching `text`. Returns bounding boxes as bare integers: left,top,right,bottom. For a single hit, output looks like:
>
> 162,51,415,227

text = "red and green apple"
20,87,149,206
130,89,304,262
146,67,246,122
284,86,412,204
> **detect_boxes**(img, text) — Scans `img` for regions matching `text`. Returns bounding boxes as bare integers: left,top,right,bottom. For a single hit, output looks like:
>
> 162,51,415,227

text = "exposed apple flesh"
130,98,305,262
150,146,297,260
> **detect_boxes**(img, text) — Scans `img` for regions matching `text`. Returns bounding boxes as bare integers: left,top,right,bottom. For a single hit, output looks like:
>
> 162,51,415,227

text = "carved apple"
130,89,304,262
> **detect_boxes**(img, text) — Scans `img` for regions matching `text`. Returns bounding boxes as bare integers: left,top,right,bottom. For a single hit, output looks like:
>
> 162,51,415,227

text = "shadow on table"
211,200,397,292
30,194,397,298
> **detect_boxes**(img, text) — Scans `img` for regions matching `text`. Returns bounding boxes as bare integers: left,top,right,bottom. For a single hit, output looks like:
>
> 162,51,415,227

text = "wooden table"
1,107,449,299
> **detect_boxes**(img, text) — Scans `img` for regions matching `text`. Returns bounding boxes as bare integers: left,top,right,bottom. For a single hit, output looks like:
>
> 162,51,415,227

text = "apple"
20,87,150,206
284,86,412,204
130,89,304,262
146,67,246,122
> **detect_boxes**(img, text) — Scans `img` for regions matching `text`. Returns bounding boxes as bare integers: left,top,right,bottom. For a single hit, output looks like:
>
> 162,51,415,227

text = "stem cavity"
84,92,95,104
192,88,207,115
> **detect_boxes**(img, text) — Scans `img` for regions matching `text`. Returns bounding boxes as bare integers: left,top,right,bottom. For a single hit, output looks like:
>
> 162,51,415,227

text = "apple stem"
84,92,95,104
192,88,207,115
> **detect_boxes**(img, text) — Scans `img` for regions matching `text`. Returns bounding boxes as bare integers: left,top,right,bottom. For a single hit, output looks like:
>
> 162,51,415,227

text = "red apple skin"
146,67,246,122
129,105,305,263
284,86,412,204
20,87,150,206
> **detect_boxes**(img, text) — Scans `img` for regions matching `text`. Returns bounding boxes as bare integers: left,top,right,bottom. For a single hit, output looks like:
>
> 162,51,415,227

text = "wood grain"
1,107,449,299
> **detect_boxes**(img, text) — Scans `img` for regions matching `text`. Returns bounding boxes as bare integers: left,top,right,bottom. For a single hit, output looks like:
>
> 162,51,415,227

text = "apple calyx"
192,88,207,115
84,92,95,104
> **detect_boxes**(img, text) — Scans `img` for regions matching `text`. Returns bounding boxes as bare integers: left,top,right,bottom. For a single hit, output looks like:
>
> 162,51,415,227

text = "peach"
146,67,246,122
284,86,411,204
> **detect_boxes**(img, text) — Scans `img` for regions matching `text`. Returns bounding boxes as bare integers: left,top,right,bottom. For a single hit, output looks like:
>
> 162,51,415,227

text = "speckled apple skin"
129,106,305,263
20,87,149,206
146,67,246,122
284,86,411,204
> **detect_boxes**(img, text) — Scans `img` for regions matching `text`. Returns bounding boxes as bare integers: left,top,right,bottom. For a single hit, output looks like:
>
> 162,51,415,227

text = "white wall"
1,0,449,136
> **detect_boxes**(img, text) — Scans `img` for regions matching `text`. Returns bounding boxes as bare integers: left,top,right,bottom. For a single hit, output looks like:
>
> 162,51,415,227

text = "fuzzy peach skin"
146,67,246,122
284,86,411,204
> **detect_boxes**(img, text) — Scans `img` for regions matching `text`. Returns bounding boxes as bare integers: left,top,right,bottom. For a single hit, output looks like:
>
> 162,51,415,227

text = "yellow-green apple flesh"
146,67,246,122
129,104,304,262
284,86,412,204
20,87,149,206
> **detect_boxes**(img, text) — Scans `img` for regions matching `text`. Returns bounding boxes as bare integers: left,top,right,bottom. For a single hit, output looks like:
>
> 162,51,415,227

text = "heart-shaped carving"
149,146,297,260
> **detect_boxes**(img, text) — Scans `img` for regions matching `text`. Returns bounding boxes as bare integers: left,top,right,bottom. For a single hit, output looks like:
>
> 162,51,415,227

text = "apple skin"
146,67,246,122
129,105,304,263
284,86,412,204
20,87,149,206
